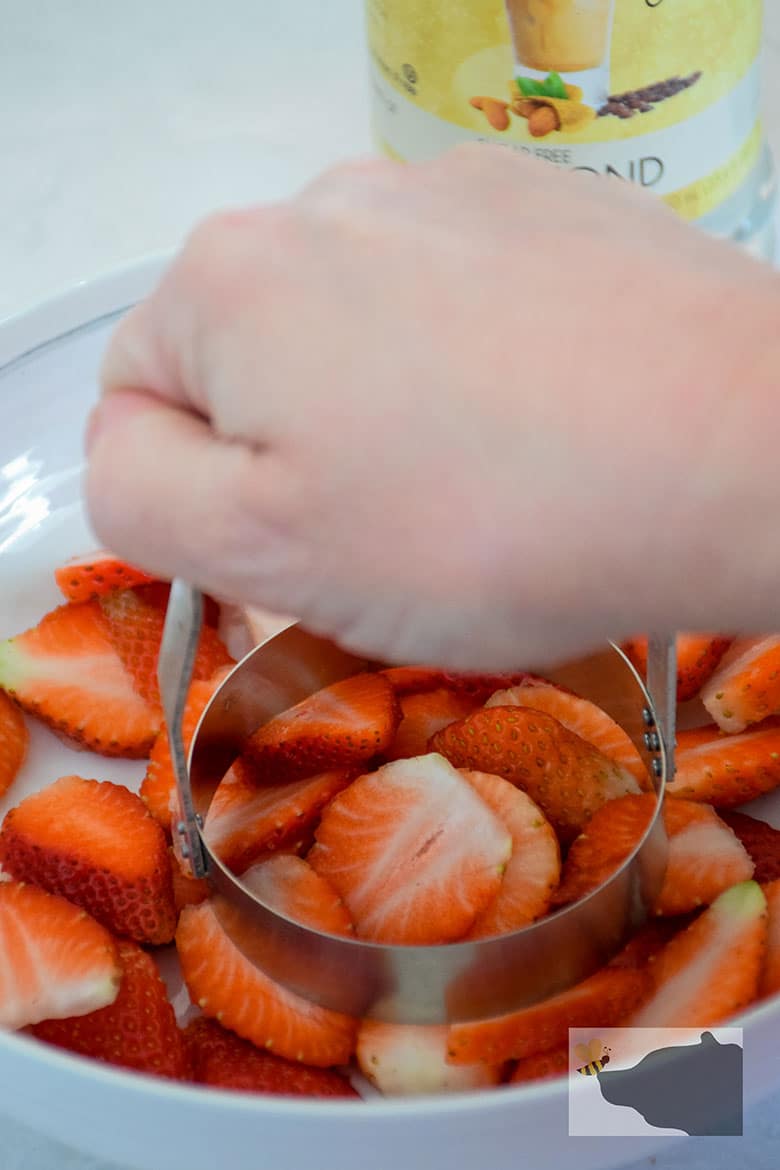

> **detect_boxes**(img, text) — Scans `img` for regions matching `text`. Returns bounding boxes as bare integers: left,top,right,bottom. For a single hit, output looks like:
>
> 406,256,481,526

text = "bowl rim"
1,261,778,1115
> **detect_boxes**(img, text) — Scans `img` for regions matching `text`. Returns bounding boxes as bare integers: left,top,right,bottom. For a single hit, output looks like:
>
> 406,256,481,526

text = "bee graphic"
574,1038,612,1077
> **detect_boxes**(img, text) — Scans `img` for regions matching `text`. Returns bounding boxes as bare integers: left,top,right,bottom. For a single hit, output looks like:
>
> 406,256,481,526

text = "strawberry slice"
432,707,641,845
701,637,780,732
356,1021,503,1096
720,812,780,883
760,879,780,999
0,775,177,945
100,585,234,708
669,721,780,808
485,682,647,787
0,691,27,797
30,940,190,1079
622,634,731,703
629,881,767,1027
176,899,357,1067
55,550,155,603
607,918,691,971
0,881,120,1029
141,675,225,827
170,848,210,913
446,965,650,1066
0,601,161,757
380,666,543,700
308,755,512,944
385,688,479,762
243,674,400,782
204,761,354,874
509,1046,569,1085
461,770,560,938
184,1017,359,1096
553,794,753,915
240,854,354,937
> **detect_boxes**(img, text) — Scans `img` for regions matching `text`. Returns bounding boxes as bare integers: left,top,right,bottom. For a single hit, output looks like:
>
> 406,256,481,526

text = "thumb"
85,390,303,609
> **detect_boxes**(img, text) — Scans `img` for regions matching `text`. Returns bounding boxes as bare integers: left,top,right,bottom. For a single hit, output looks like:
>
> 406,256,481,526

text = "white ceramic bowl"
1,264,780,1170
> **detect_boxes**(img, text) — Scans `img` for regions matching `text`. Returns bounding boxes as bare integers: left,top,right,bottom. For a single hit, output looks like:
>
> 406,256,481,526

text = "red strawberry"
432,707,640,845
461,771,560,938
509,1046,569,1085
141,676,224,827
669,721,780,808
485,682,648,786
760,879,780,999
385,688,479,762
240,854,353,936
31,940,190,1079
308,755,512,944
55,550,155,603
243,674,400,782
0,601,161,757
170,849,210,913
176,899,357,1067
0,691,27,797
719,812,780,884
100,585,234,708
629,881,766,1027
701,637,780,732
0,775,177,945
622,634,731,703
184,1017,358,1096
553,794,753,915
446,965,650,1066
380,666,543,700
356,1021,503,1095
203,761,354,874
0,881,120,1029
607,918,692,971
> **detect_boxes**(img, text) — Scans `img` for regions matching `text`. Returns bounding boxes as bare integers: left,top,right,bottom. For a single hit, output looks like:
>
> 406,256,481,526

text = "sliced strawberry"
485,682,647,787
760,879,780,999
720,812,780,883
669,721,780,808
447,965,650,1066
30,940,190,1079
243,674,400,782
509,1046,569,1085
607,918,692,971
204,762,354,874
432,707,641,845
100,585,234,708
0,691,27,797
141,676,224,827
0,881,120,1029
701,637,780,732
171,849,210,913
176,900,357,1067
385,689,479,762
308,755,512,944
629,881,766,1026
0,775,177,945
184,1017,358,1096
356,1021,503,1095
55,550,155,603
622,634,731,703
240,854,354,937
461,770,560,938
380,666,544,700
0,601,161,757
553,794,753,915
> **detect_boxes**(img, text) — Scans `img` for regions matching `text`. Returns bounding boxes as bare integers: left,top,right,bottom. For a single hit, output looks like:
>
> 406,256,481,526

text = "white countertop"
2,2,780,1167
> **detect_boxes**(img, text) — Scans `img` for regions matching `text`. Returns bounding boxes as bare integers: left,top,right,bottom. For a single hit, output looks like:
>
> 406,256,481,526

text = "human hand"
87,146,780,668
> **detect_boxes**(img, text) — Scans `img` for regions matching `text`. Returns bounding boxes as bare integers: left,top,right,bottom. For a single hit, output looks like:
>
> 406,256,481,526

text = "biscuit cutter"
160,581,675,1024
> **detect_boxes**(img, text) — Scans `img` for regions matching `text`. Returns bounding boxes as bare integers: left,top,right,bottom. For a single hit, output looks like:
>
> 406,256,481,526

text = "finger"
85,389,305,610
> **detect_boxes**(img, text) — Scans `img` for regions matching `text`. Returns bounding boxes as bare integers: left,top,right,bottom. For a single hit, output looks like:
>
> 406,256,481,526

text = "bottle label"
366,0,763,220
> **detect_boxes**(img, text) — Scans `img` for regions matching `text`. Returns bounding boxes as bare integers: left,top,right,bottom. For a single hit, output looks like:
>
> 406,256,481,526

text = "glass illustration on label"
504,0,616,105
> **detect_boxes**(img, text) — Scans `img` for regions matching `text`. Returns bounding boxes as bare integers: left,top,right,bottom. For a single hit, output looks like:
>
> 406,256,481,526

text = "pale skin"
86,145,780,670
